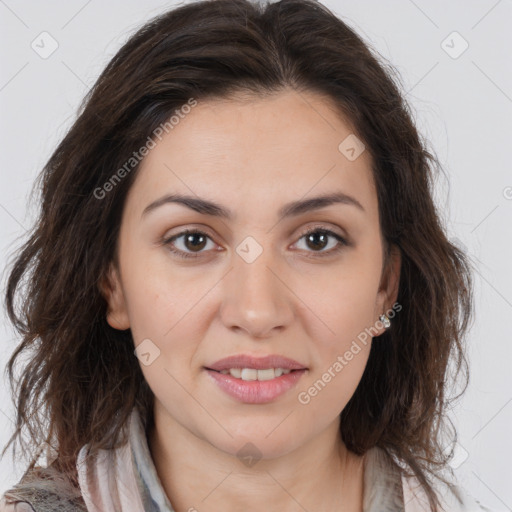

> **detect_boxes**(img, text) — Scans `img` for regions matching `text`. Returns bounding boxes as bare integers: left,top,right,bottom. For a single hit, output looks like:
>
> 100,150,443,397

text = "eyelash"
162,227,348,260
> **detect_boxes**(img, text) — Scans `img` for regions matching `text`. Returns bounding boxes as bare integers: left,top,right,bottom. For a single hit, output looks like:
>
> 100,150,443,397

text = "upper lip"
205,354,307,371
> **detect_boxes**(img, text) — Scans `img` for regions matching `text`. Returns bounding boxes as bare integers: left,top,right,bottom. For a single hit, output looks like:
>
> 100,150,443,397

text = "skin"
103,88,401,512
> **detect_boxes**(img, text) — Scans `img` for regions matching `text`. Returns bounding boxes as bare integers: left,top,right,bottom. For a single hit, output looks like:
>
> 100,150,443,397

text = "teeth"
229,368,241,378
218,368,292,380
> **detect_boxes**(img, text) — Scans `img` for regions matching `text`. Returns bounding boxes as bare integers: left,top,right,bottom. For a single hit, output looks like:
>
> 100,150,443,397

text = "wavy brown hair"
2,0,472,510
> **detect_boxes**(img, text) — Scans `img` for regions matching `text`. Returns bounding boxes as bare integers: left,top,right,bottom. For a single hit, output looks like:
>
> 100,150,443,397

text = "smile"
204,367,307,404
215,367,293,380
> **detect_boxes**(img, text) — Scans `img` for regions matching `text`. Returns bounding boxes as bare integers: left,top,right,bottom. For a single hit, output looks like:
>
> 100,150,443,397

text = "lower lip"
204,369,307,404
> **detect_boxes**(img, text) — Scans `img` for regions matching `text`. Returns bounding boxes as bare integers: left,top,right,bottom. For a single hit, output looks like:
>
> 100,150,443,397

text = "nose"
219,246,295,339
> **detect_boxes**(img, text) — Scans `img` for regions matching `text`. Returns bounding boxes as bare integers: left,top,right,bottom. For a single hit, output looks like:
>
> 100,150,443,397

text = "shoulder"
402,472,494,512
0,465,87,512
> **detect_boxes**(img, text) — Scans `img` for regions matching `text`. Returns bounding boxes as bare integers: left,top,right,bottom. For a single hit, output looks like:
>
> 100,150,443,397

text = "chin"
206,427,303,462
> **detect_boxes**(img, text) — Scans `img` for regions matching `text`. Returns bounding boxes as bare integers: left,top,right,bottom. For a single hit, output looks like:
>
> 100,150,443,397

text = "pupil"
307,231,327,251
186,233,206,251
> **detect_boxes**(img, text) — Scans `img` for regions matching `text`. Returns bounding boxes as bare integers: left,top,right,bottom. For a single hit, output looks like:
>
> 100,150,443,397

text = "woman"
0,0,492,510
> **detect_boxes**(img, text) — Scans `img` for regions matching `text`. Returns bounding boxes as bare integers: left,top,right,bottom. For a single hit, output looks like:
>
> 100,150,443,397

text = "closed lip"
205,354,308,372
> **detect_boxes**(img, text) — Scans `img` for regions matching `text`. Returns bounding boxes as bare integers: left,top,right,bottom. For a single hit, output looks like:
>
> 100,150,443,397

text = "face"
103,89,400,460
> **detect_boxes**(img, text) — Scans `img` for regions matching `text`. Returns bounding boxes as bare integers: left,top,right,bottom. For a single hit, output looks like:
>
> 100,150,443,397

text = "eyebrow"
141,191,365,220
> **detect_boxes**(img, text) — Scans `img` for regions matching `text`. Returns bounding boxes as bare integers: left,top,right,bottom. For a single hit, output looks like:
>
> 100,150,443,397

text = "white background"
1,0,511,509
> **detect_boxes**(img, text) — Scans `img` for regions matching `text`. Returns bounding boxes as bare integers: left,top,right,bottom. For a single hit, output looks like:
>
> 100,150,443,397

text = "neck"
148,404,365,512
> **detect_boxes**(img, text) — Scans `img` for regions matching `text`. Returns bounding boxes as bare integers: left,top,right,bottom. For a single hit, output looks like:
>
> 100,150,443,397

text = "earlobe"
99,263,131,331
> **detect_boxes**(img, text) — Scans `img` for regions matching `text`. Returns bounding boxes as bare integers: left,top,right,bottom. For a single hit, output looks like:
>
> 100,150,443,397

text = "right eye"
163,229,219,259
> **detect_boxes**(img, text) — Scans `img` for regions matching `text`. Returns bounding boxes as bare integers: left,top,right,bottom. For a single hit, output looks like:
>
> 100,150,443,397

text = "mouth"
205,367,304,381
203,367,308,404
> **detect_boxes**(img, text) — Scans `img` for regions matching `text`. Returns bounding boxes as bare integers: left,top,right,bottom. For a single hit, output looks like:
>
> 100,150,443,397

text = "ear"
374,244,401,332
99,262,130,331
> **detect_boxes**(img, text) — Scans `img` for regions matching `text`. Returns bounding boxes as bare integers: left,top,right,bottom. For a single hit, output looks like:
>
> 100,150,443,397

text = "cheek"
125,271,208,417
297,346,370,422
296,300,373,421
292,257,382,350
121,250,206,342
116,275,198,411
291,253,379,410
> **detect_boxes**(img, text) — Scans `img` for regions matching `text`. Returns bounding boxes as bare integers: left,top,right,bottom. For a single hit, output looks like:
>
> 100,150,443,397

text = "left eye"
163,227,347,260
293,228,347,256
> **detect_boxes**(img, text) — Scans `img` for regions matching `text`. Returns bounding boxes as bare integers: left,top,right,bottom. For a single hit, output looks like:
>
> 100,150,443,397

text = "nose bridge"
220,237,293,337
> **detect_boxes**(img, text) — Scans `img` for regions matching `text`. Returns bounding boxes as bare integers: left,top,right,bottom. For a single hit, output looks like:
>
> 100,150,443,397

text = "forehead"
127,89,377,221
